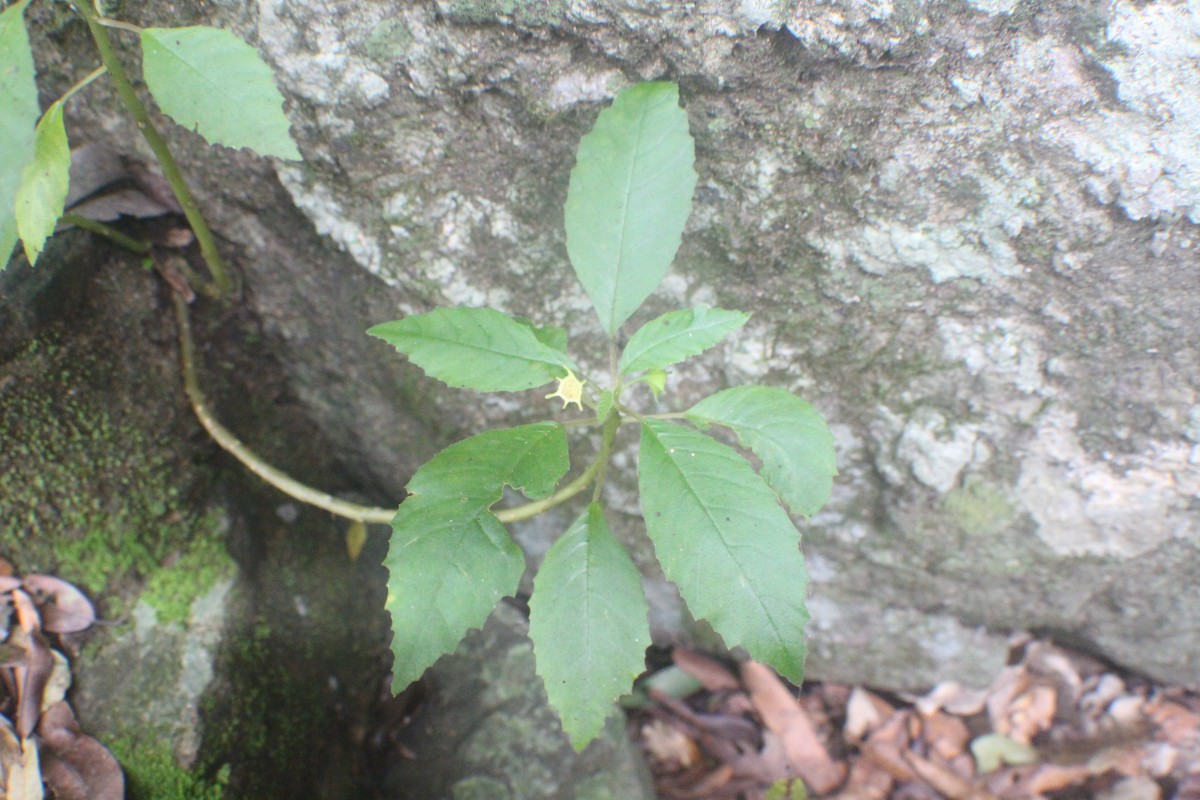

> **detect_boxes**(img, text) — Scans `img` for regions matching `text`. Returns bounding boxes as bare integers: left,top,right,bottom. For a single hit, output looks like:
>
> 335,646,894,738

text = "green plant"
1,0,299,291
368,82,837,749
4,0,837,758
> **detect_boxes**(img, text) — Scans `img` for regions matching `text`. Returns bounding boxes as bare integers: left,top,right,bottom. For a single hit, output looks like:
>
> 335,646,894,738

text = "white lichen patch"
889,407,986,494
544,70,625,110
937,317,1049,399
1047,2,1200,222
1016,410,1200,558
844,219,1018,284
257,0,391,107
276,165,383,273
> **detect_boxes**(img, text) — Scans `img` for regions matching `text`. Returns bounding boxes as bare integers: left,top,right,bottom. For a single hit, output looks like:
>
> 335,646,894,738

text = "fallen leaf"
923,711,971,762
21,576,95,634
37,701,124,800
346,520,367,562
1099,775,1161,800
903,749,1002,800
0,715,43,800
914,682,989,717
41,650,72,714
846,688,894,743
741,660,846,794
643,718,701,769
831,756,893,800
14,628,54,738
673,647,740,692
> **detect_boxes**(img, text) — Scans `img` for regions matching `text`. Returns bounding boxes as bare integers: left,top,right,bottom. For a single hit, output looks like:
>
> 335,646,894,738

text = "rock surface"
16,0,1200,697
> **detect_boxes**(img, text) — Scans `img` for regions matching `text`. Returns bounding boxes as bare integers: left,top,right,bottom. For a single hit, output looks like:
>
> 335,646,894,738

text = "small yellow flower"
546,368,586,411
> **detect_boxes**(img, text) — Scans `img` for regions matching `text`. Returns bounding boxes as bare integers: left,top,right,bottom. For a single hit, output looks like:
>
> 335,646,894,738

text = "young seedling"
369,82,837,749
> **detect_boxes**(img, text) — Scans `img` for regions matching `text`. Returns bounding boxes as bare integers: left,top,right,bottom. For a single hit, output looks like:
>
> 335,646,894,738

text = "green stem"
172,292,395,524
173,293,608,527
495,450,604,524
589,410,620,504
60,65,107,104
60,214,151,254
94,16,143,34
76,2,232,297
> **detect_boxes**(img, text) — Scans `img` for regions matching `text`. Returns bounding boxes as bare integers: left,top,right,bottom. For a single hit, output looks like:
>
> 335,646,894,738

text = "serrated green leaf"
15,101,70,267
565,82,696,336
529,503,650,750
686,387,837,517
368,307,578,392
386,423,568,690
619,307,750,374
0,0,39,269
141,25,300,160
639,420,809,682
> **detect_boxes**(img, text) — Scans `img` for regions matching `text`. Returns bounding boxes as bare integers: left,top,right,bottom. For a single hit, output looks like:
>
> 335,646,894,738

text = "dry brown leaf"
1006,684,1057,744
12,589,40,634
643,718,701,769
831,755,894,800
1087,743,1152,777
1082,674,1128,716
41,650,72,715
914,682,989,717
903,750,1001,800
0,558,15,578
6,620,55,740
846,688,894,743
1020,762,1093,795
0,717,43,800
673,647,740,692
863,739,918,783
732,730,790,784
1100,775,1162,800
37,701,125,800
922,711,971,762
741,660,846,794
1147,701,1200,748
21,576,95,634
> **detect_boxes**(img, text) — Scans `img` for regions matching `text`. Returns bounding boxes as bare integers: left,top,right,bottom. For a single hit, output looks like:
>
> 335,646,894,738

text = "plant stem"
60,214,151,253
172,293,606,527
495,450,603,524
172,292,396,524
94,16,143,34
75,2,232,297
589,410,620,504
60,65,107,103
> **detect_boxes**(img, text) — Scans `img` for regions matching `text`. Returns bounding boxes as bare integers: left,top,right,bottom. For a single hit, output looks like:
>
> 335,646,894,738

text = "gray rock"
16,0,1200,696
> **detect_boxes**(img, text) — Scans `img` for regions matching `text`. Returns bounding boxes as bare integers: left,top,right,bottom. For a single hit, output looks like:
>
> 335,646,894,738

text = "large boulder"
18,0,1200,698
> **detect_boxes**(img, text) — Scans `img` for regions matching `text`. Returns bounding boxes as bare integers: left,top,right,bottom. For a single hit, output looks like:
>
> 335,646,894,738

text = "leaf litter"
0,556,121,799
633,635,1200,800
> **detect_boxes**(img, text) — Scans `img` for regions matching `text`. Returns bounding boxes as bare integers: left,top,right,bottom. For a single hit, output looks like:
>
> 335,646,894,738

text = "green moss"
0,334,215,601
141,530,235,625
942,480,1015,537
109,738,229,800
364,18,414,63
